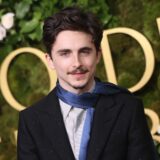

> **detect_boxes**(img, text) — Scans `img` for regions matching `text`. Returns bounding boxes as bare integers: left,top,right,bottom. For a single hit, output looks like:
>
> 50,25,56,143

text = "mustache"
67,67,89,74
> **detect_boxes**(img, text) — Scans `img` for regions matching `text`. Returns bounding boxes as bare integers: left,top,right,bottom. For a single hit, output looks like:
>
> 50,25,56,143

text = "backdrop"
0,0,160,159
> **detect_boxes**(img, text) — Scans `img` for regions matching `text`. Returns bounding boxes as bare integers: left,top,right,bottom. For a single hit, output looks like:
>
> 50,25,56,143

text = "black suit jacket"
17,88,159,160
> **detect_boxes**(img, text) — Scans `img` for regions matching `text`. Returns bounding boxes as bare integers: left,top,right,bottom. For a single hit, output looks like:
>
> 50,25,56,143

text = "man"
17,6,159,160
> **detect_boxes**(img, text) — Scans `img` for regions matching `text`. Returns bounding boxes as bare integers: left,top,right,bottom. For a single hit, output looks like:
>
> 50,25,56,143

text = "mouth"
68,69,89,79
68,68,88,75
71,71,88,77
71,71,87,74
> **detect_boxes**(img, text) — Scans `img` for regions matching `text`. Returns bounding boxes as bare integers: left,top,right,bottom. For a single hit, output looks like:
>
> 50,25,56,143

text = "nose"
73,54,82,68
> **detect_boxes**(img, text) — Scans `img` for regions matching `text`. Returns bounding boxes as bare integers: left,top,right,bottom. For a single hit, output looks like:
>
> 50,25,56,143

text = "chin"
70,80,89,90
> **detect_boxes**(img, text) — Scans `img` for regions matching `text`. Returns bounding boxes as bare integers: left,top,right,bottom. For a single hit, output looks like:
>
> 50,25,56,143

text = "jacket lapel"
37,89,75,160
87,94,123,160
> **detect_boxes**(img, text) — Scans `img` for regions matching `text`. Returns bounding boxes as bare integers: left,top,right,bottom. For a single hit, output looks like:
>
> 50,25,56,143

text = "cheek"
54,61,70,73
86,57,98,68
83,62,97,74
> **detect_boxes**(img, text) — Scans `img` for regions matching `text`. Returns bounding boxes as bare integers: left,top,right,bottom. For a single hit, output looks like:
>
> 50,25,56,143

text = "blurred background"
0,0,160,159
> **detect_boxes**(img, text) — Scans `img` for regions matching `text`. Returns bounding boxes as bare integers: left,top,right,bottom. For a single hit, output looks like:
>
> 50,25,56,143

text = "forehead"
51,30,95,51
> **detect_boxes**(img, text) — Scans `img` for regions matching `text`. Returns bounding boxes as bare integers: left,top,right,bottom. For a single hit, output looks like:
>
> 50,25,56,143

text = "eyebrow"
57,49,71,53
56,47,93,54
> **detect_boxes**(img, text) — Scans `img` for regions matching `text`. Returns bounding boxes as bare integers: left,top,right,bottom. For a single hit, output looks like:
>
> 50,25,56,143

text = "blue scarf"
56,80,129,160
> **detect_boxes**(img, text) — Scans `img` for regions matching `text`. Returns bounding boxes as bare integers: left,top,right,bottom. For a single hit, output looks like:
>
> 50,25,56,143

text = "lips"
68,70,88,80
71,71,88,75
68,68,89,75
71,71,87,77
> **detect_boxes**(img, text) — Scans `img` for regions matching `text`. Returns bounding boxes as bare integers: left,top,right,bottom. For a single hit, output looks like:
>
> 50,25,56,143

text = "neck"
59,79,95,95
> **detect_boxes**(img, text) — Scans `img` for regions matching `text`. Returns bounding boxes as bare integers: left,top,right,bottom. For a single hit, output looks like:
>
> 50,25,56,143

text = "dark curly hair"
43,6,103,56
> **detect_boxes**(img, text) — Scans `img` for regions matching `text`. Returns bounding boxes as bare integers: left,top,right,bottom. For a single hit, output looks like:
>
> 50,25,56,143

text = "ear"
96,49,102,64
45,53,55,69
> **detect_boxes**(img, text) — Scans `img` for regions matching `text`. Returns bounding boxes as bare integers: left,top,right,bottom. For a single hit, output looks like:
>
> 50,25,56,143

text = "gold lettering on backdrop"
145,109,160,142
157,17,160,35
14,130,18,145
101,28,155,93
0,47,57,111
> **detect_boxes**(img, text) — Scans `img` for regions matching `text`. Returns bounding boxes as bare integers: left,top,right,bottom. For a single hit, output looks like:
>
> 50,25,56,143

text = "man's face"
46,30,101,94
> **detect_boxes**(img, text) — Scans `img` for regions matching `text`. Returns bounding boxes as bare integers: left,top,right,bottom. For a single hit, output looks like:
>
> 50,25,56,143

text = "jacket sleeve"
127,98,159,160
17,111,39,160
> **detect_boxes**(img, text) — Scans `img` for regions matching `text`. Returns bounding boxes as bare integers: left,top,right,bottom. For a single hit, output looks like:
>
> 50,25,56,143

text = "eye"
60,51,70,57
79,47,93,56
81,49,91,56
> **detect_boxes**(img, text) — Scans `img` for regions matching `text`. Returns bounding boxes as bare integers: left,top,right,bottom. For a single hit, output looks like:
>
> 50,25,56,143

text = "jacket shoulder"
20,88,58,116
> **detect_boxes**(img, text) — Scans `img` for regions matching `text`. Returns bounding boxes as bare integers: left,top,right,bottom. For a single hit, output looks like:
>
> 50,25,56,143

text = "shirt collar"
59,99,72,121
